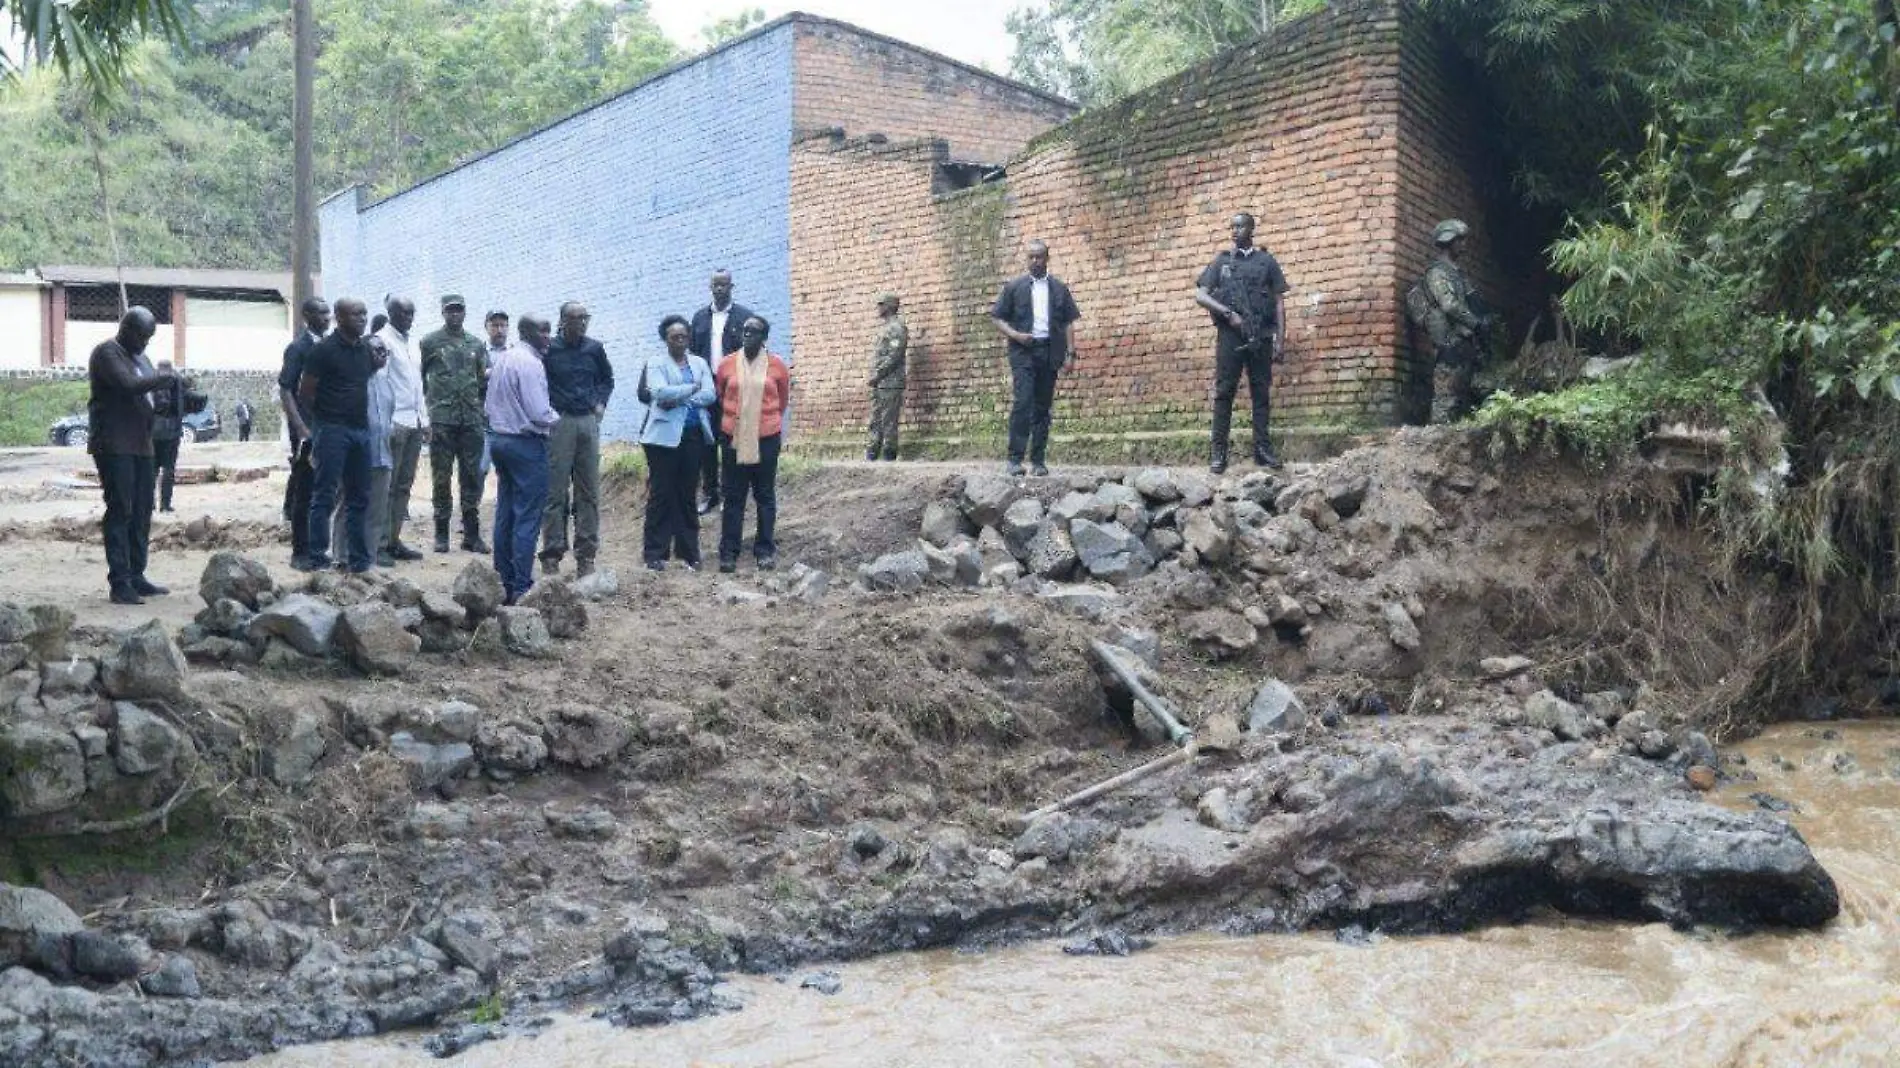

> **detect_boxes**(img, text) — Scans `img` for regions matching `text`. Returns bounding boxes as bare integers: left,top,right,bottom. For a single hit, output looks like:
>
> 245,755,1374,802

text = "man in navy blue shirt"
297,297,388,572
539,301,614,577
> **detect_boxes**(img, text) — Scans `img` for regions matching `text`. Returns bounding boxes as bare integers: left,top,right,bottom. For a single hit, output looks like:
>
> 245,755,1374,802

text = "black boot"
1210,441,1229,475
1253,442,1284,470
462,512,490,554
434,517,451,554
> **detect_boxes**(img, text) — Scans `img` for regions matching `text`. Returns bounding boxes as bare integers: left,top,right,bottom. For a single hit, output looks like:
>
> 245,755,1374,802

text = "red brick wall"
790,0,1529,455
791,20,1077,165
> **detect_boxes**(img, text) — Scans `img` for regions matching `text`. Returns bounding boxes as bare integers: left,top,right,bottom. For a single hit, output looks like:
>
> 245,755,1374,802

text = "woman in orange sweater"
713,315,793,572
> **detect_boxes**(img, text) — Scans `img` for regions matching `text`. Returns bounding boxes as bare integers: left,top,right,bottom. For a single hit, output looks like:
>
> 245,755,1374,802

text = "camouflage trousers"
1429,344,1477,425
431,423,486,534
867,387,903,460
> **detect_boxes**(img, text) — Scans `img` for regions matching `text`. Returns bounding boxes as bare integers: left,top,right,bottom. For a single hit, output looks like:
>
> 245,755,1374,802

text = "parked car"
48,404,219,447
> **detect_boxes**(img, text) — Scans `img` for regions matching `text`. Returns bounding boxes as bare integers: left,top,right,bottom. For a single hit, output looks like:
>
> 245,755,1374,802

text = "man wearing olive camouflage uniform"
866,292,908,461
420,294,490,553
1418,219,1492,424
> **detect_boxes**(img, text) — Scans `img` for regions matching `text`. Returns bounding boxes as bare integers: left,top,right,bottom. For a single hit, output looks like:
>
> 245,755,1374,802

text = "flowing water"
255,722,1900,1067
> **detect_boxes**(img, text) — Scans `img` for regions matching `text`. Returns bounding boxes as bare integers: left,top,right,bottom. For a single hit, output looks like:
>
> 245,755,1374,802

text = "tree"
1,0,191,97
701,6,767,48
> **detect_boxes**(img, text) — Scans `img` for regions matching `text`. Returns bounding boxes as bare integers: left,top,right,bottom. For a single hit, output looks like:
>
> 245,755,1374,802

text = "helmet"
1433,219,1470,245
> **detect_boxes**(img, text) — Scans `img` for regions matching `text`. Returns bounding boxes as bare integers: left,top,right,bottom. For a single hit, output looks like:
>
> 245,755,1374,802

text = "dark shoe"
1031,463,1049,477
1253,447,1285,470
391,543,424,562
434,518,452,554
697,494,718,516
1210,444,1230,475
294,554,332,573
290,553,314,572
109,586,145,605
576,559,596,578
866,449,878,461
683,562,701,573
376,551,395,568
1006,461,1026,477
130,578,169,597
540,554,562,575
718,559,737,574
756,555,777,571
158,505,175,513
646,560,666,572
883,451,899,462
463,536,491,554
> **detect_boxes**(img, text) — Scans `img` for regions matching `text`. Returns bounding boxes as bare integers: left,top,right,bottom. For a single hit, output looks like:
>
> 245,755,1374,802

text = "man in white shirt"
990,240,1080,477
375,296,430,562
690,271,754,515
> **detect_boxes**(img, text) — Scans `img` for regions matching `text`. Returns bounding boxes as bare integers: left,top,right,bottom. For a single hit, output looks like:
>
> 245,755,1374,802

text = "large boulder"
522,579,589,640
248,594,341,657
860,550,928,593
1182,609,1257,659
1181,508,1235,566
99,621,189,702
1026,522,1079,581
547,706,636,769
1091,483,1149,534
1129,468,1183,503
919,500,973,548
959,473,1024,529
1525,690,1593,742
998,497,1046,557
263,701,328,787
194,598,255,641
496,607,556,659
111,703,186,777
0,722,86,817
1246,679,1307,733
571,569,621,603
389,733,476,790
0,884,84,969
198,552,274,610
452,561,507,621
1069,519,1155,585
1049,490,1108,526
0,604,32,645
337,603,420,677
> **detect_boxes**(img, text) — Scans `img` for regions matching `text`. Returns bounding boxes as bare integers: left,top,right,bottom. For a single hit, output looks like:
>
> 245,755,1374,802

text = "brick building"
790,0,1540,458
319,15,1074,442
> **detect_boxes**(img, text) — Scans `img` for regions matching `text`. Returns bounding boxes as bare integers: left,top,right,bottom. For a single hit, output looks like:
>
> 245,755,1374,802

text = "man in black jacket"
1194,212,1289,472
279,296,330,568
689,270,752,514
538,301,615,577
87,307,176,604
150,360,187,512
990,240,1080,477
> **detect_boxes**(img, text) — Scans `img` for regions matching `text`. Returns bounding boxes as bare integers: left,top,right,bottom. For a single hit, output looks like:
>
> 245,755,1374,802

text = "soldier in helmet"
866,292,908,461
1416,219,1492,423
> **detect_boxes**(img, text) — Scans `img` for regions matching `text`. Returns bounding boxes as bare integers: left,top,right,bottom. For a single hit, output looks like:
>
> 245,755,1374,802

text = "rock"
1678,730,1719,770
1480,656,1534,679
548,705,635,769
1582,691,1626,725
198,552,274,610
1246,679,1307,733
1143,528,1184,559
0,605,31,645
390,733,476,790
1197,787,1252,832
418,619,464,655
263,705,328,787
381,578,424,609
799,971,842,996
1324,475,1370,519
37,659,96,696
496,608,556,659
847,823,889,859
1049,490,1107,526
1105,625,1160,668
999,497,1045,556
193,598,255,640
23,605,73,660
1129,468,1183,503
1025,522,1079,581
140,955,201,998
1092,483,1149,533
919,500,972,548
521,579,589,640
247,594,341,657
337,603,420,677
1147,562,1220,609
1638,730,1676,760
1182,609,1256,659
111,703,184,777
789,565,830,603
69,931,143,982
860,550,928,593
435,922,502,980
0,722,85,817
452,561,507,621
959,473,1023,529
917,540,963,587
1524,690,1592,741
99,620,189,701
1070,519,1155,584
571,568,621,602
1062,930,1154,957
1181,508,1234,565
0,885,83,969
1036,585,1124,622
212,900,304,971
475,721,549,774
1686,765,1718,791
1382,602,1422,652
1012,812,1115,863
1175,473,1214,508
0,644,26,676
417,589,465,624
544,804,618,841
1265,594,1306,628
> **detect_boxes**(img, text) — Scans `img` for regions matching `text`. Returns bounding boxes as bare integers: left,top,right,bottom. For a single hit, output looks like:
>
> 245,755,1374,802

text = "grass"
0,378,88,447
602,444,823,489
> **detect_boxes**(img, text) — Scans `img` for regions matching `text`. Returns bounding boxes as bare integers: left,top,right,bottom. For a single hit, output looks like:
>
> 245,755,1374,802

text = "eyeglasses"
741,324,764,334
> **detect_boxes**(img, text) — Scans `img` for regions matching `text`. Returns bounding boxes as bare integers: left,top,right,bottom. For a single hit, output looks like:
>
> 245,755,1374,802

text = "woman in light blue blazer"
637,315,717,570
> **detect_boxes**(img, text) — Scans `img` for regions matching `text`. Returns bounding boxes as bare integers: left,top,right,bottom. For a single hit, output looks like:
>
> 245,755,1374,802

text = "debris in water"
801,971,843,995
1748,792,1797,814
1061,930,1154,957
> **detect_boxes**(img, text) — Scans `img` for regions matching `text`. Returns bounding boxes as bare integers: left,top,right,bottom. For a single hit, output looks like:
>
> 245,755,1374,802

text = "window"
64,284,173,324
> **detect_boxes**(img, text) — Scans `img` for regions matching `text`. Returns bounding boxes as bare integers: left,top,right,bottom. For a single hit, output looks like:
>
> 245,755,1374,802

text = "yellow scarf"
733,351,769,465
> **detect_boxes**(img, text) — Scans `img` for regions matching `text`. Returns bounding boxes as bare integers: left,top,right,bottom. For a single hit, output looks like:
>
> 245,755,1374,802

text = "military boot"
433,517,451,554
1209,441,1230,475
1252,442,1284,470
462,512,490,554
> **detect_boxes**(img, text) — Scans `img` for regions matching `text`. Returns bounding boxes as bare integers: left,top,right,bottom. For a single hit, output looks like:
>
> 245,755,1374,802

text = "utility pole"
291,0,316,312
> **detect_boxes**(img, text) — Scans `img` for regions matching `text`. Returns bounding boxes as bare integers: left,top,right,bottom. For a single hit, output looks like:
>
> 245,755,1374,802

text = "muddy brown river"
254,722,1900,1066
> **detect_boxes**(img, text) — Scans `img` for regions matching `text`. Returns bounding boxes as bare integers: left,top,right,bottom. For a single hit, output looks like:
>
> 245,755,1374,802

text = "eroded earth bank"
0,431,1871,1066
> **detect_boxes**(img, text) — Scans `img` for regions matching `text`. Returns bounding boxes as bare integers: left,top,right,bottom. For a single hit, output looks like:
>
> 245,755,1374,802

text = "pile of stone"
1,603,195,825
179,552,601,674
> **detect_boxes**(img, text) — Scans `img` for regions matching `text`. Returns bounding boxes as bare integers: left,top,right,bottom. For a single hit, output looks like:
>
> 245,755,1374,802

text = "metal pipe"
1089,639,1193,746
1024,745,1197,823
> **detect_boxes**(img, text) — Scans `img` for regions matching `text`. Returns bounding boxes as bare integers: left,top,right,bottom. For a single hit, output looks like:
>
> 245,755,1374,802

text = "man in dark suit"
87,307,176,604
990,240,1080,477
689,269,753,514
279,296,331,569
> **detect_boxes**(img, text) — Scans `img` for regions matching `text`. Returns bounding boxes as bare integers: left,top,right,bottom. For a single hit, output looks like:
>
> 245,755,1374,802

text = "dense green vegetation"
0,0,678,270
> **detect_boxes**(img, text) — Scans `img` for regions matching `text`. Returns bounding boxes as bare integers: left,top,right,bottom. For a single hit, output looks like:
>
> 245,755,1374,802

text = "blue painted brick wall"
319,26,794,442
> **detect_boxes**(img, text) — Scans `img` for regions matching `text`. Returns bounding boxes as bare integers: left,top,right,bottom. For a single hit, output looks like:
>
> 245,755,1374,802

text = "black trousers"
238,423,253,442
719,433,781,561
286,437,315,559
153,437,181,510
1211,329,1273,450
700,430,727,504
1007,342,1059,464
642,436,704,565
94,452,155,590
